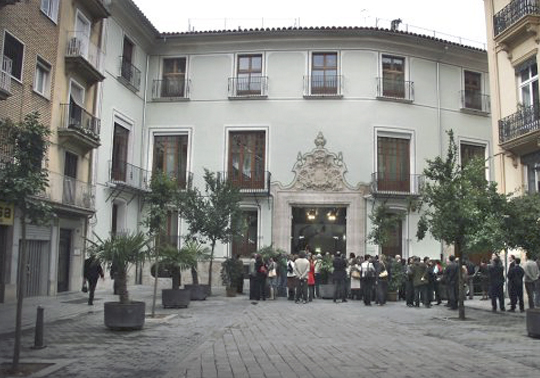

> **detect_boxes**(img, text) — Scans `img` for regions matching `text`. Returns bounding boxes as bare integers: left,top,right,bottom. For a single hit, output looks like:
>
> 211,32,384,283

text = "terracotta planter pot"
162,288,191,308
526,308,540,338
184,284,209,300
319,284,335,299
387,291,398,301
104,301,145,331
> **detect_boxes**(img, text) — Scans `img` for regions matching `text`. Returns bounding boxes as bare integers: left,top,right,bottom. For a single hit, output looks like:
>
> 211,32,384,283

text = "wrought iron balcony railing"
218,170,271,195
60,102,100,142
376,77,414,101
228,76,268,98
370,173,424,196
109,160,150,192
37,171,95,210
493,0,540,36
65,31,103,73
499,103,540,143
303,75,343,97
460,90,491,113
119,56,141,90
150,169,194,190
152,78,190,100
0,55,12,96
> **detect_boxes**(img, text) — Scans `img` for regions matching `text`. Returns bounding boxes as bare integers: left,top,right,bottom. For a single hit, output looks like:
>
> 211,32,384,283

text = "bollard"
31,306,46,349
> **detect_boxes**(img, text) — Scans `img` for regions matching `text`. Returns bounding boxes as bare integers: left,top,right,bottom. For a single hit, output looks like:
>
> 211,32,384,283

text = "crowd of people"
245,249,540,312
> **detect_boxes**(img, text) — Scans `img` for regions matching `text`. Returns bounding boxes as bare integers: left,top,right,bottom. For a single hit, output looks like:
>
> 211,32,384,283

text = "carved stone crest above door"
288,132,352,191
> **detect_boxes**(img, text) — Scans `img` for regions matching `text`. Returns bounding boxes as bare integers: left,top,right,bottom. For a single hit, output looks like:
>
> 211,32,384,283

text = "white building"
92,1,493,286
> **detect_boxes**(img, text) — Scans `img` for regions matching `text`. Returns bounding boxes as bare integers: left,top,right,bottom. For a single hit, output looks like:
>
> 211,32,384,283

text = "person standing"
254,255,267,301
376,255,388,306
293,252,310,304
464,257,476,300
286,255,296,301
412,256,429,308
235,254,245,294
523,251,540,309
488,255,505,312
307,255,316,301
350,255,362,300
332,252,348,303
508,257,525,312
478,259,490,301
267,257,278,300
314,254,322,298
432,260,443,305
443,255,459,310
248,253,257,300
84,255,104,306
360,255,376,306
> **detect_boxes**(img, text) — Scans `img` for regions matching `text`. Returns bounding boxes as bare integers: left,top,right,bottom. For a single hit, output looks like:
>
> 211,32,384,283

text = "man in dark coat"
411,256,430,308
508,257,525,312
84,256,104,305
443,255,459,310
488,256,506,312
332,252,348,303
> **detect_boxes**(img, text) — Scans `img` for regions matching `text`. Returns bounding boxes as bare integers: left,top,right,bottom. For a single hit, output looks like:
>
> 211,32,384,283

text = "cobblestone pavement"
0,287,538,378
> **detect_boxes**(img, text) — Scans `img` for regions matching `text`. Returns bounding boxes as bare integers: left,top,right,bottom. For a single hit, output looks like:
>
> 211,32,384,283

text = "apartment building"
0,0,108,302
484,0,540,197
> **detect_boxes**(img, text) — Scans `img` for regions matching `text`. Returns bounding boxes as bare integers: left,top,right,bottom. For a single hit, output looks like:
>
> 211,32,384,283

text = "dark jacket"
332,256,347,281
412,262,428,287
84,258,104,283
443,262,459,286
488,261,505,286
507,264,524,288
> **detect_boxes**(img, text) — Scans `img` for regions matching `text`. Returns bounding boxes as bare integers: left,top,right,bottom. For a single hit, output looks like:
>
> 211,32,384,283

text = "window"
228,131,266,189
2,32,24,81
382,55,405,98
311,52,338,95
236,54,263,95
121,37,134,81
381,217,402,257
34,57,51,97
232,210,258,257
463,71,483,110
68,80,85,128
460,143,485,168
517,59,539,107
160,58,186,97
162,211,179,248
152,135,189,188
63,152,78,205
40,0,59,23
377,136,410,192
111,124,129,182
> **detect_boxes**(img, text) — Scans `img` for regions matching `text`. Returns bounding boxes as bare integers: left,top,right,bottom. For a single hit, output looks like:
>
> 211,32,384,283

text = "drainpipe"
436,60,444,260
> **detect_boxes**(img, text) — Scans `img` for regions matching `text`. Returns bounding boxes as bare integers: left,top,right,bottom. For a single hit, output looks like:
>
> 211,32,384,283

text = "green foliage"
388,259,405,292
257,245,287,262
220,257,243,288
87,232,150,304
144,171,179,236
319,254,334,283
0,113,52,223
506,193,540,259
417,130,508,256
177,169,243,292
368,202,405,246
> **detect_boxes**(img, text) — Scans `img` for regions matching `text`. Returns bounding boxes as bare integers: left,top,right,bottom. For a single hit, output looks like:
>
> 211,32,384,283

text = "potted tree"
159,243,198,308
87,232,149,330
220,257,243,297
182,240,211,300
387,258,405,301
318,254,335,299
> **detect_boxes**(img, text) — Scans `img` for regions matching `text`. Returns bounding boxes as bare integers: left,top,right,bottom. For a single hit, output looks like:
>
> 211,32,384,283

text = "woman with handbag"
267,257,278,300
307,255,316,301
376,255,389,306
350,255,362,300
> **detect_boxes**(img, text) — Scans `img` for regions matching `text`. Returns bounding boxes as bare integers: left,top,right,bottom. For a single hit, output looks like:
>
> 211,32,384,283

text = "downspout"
436,60,444,260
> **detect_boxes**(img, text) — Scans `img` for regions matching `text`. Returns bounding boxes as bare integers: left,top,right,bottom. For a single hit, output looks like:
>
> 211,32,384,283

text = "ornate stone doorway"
271,132,369,255
291,206,346,254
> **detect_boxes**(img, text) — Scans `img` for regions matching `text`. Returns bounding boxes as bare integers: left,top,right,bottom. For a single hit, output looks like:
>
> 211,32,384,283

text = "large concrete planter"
162,288,191,308
319,284,335,299
184,284,209,300
526,308,540,338
104,301,145,331
387,291,398,302
225,286,237,297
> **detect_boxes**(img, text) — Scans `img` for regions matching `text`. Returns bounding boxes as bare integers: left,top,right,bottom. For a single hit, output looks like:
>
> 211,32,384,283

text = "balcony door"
311,52,337,95
153,135,188,188
464,71,482,110
68,80,85,128
161,58,186,97
121,37,134,82
237,54,262,95
74,11,91,58
382,55,405,98
232,210,258,257
112,124,129,182
377,136,410,192
381,218,402,257
228,131,265,190
63,152,78,205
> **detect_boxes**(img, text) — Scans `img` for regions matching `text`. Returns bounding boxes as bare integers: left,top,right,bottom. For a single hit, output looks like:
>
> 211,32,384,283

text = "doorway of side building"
57,229,72,293
291,206,346,255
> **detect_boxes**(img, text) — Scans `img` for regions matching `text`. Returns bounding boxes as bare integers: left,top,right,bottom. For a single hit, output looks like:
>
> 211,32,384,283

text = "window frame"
226,128,268,190
152,134,190,189
517,61,539,107
308,51,340,96
380,54,408,99
458,138,489,180
462,70,484,111
234,53,264,96
160,56,188,98
40,0,60,24
232,208,259,258
33,56,52,98
2,30,25,82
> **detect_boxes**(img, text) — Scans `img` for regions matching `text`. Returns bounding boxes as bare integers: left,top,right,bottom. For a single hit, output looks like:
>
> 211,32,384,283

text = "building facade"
0,0,108,302
484,0,540,198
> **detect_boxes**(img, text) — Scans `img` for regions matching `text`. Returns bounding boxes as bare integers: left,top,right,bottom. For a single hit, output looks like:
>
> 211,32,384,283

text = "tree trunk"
12,215,27,370
456,240,466,320
171,267,181,289
118,269,129,304
191,266,199,285
151,237,160,317
207,240,216,296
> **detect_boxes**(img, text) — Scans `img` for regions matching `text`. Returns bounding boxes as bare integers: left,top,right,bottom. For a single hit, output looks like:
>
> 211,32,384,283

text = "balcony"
109,160,150,193
228,76,268,98
460,90,491,114
65,31,105,84
499,104,540,154
36,172,95,215
493,0,540,45
78,0,110,21
58,103,101,153
303,75,343,98
219,170,271,196
0,56,12,100
118,56,141,92
370,173,424,198
152,78,190,101
376,77,414,102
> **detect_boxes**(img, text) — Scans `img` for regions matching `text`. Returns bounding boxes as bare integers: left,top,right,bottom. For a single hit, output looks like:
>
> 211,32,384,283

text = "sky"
132,0,488,49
